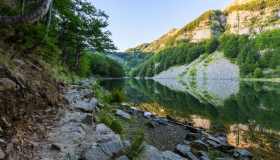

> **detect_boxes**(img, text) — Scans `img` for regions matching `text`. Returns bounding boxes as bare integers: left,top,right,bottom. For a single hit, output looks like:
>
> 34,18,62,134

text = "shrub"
220,34,241,58
205,38,219,54
99,112,113,126
110,119,123,134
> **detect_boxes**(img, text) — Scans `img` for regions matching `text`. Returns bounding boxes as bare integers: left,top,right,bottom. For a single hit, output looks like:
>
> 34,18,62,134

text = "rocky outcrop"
129,0,280,53
153,52,239,106
225,0,280,35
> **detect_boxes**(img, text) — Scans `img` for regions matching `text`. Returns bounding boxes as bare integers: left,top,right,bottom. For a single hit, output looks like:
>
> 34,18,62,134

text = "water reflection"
100,79,280,158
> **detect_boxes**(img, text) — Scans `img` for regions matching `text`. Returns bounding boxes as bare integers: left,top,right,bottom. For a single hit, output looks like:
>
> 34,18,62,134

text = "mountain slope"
129,0,280,53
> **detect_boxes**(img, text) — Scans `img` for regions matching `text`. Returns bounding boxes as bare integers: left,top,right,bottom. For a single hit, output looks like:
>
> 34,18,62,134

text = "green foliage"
205,38,219,54
220,34,243,58
98,111,124,134
0,0,116,81
110,89,126,103
99,112,114,127
92,81,113,103
131,41,206,77
91,53,125,77
254,68,263,78
127,129,145,159
181,10,222,32
110,119,123,134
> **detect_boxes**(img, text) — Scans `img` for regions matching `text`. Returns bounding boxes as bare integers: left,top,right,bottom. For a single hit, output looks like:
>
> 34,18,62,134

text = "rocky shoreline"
34,79,253,160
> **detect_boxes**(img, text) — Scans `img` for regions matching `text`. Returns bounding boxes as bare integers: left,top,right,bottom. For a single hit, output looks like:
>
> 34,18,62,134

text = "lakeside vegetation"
130,29,280,79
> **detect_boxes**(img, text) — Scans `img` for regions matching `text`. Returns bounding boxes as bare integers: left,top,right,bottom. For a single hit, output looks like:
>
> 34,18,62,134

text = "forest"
131,29,280,78
0,0,123,80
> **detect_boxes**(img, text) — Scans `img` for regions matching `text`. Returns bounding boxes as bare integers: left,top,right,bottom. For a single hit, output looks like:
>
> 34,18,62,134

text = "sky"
91,0,233,51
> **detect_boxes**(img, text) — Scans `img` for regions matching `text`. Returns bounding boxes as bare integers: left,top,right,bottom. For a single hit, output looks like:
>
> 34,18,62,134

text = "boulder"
83,139,129,160
96,124,121,143
153,118,169,126
175,144,199,160
116,109,131,120
83,144,110,160
74,98,97,112
206,140,221,148
99,140,129,157
116,155,129,160
0,78,17,91
144,112,153,118
0,148,5,159
190,140,208,151
138,144,163,160
233,149,253,159
162,151,187,160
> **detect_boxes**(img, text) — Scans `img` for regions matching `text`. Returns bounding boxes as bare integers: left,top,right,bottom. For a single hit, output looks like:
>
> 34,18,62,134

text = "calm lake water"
100,79,280,159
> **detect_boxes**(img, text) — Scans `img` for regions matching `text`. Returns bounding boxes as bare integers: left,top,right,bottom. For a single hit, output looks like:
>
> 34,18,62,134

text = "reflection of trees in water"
126,79,280,131
100,79,280,157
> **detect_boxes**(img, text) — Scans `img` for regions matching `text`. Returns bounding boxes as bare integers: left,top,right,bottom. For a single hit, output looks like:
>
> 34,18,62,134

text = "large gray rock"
83,144,110,160
99,140,129,157
83,139,129,160
116,109,131,120
0,78,17,91
116,155,129,160
175,144,199,160
74,98,97,112
138,144,163,160
162,151,187,160
96,124,121,143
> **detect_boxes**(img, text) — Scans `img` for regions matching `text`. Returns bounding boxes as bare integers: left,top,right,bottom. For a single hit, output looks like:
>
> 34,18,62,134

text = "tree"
205,38,219,54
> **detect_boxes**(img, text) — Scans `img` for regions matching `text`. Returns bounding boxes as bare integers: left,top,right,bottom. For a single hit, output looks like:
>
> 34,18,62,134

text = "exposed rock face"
226,3,280,35
130,0,280,53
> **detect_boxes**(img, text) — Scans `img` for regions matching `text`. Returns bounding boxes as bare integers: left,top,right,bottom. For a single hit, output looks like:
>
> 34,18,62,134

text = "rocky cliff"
130,0,280,53
225,0,280,35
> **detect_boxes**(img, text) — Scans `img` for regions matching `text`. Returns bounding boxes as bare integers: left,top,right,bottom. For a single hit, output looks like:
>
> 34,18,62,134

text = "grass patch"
110,89,126,103
98,111,124,135
127,129,145,159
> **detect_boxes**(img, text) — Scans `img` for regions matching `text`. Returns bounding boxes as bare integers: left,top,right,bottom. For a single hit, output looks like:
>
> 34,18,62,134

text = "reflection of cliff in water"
154,78,239,106
126,79,280,132
100,79,280,158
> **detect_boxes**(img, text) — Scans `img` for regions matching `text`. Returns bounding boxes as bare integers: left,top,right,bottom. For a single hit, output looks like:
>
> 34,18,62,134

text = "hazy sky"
91,0,233,51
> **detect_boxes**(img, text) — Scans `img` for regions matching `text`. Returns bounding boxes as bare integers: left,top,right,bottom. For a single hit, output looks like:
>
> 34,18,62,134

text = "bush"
220,34,241,58
205,38,219,54
99,112,113,126
110,119,123,134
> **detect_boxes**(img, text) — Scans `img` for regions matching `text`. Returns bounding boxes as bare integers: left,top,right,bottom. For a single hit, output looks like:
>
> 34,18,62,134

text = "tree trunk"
0,0,52,25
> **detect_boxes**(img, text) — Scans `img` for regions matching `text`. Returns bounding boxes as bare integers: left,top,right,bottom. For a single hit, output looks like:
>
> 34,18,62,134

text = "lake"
100,78,280,159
